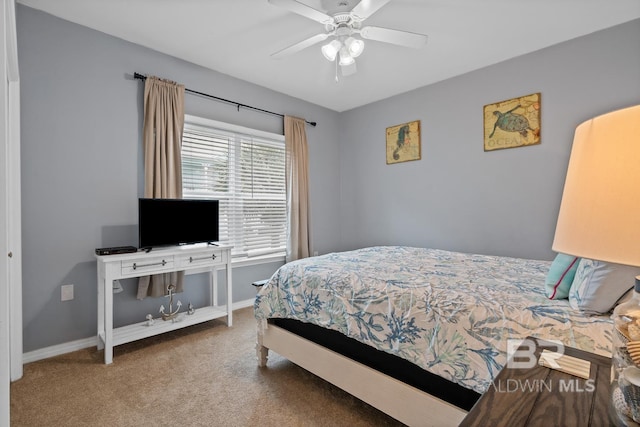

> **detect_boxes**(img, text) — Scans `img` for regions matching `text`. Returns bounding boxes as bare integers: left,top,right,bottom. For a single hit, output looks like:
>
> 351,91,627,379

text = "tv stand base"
95,243,233,364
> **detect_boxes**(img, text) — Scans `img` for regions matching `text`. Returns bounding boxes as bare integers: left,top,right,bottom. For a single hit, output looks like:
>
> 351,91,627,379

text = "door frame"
2,0,22,424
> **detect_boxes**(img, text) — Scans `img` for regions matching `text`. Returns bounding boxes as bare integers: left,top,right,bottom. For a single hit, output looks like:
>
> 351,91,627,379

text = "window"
181,115,286,258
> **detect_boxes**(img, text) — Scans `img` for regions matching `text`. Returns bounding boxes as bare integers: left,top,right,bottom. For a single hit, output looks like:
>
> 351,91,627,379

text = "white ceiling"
17,0,640,112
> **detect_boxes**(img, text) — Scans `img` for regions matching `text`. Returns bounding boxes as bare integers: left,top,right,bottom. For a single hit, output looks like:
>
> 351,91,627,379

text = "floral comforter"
254,246,612,394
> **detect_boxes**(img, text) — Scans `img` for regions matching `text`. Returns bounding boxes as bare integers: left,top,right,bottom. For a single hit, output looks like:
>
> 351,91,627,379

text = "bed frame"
256,322,468,427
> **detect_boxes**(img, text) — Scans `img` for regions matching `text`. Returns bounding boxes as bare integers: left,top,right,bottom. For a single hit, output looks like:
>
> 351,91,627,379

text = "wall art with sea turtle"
483,93,541,152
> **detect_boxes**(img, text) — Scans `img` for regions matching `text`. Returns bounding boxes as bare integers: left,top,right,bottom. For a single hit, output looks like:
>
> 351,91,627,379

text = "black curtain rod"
133,72,317,127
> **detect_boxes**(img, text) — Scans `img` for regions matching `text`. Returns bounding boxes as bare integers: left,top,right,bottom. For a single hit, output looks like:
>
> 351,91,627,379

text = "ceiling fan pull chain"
335,59,339,83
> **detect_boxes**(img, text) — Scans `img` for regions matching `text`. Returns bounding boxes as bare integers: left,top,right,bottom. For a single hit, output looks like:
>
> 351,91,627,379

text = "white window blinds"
182,116,286,258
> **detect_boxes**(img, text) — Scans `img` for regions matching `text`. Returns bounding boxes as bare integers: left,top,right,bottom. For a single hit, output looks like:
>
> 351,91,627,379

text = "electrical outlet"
61,284,74,301
313,251,319,256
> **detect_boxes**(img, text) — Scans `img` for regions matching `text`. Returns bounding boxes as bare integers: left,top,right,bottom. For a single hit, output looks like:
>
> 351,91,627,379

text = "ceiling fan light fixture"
338,47,355,66
268,0,429,78
321,40,342,62
345,37,364,58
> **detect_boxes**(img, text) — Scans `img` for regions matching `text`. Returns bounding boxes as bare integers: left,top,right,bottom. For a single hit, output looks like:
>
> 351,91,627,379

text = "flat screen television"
138,198,219,249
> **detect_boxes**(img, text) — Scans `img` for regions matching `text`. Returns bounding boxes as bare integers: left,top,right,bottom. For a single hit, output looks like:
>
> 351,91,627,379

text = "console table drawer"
176,249,224,268
121,256,174,275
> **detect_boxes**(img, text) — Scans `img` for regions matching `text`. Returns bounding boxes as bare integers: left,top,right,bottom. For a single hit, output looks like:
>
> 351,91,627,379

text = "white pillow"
569,259,640,314
617,287,635,305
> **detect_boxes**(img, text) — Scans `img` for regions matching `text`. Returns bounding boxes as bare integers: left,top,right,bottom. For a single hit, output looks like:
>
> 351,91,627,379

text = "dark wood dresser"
459,337,611,426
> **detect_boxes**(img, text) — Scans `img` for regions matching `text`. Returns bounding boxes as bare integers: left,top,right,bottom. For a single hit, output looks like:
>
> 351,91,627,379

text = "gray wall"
17,5,341,352
339,19,640,261
17,3,640,354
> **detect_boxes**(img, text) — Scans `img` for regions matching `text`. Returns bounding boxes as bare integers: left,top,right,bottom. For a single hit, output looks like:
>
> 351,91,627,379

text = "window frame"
182,114,286,266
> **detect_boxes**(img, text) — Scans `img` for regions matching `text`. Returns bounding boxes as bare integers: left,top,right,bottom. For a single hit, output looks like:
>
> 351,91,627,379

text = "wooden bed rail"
256,324,467,427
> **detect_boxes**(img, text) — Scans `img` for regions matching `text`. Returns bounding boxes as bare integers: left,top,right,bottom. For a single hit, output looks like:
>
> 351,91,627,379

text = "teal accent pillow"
569,259,640,314
545,253,580,300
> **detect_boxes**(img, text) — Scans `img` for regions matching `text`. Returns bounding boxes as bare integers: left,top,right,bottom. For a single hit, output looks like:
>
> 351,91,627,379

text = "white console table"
95,244,232,364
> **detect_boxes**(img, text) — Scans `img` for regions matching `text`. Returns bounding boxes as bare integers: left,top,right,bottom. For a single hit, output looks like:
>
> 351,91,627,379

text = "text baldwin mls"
490,378,596,393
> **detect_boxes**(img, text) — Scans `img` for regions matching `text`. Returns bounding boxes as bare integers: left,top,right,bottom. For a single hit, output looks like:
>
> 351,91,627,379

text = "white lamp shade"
345,37,364,58
338,47,354,66
552,104,640,266
321,40,341,61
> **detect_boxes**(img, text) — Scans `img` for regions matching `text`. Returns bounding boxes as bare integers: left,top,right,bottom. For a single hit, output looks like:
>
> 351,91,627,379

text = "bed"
253,246,612,426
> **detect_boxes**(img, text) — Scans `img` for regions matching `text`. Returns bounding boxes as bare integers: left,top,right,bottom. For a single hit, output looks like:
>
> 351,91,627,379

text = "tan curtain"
136,76,186,299
284,115,312,262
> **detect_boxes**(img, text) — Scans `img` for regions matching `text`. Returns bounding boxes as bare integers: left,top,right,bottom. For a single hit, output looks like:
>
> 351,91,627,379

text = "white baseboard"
22,337,97,364
22,299,255,364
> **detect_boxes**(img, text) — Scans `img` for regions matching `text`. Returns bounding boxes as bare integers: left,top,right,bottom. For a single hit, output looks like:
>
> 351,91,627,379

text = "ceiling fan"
268,0,428,77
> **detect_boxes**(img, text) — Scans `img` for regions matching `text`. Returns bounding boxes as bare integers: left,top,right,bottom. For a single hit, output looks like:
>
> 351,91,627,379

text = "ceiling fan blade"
271,33,329,59
268,0,334,25
360,26,427,48
351,0,391,21
341,62,357,76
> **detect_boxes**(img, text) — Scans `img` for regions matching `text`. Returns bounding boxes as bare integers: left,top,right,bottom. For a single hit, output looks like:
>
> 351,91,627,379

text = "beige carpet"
10,307,404,426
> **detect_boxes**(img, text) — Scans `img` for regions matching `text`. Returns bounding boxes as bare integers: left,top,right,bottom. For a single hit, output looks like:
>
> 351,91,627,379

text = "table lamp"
551,104,640,425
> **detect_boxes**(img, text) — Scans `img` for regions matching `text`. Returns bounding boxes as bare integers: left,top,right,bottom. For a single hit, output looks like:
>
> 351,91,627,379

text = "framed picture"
483,93,541,151
386,120,421,164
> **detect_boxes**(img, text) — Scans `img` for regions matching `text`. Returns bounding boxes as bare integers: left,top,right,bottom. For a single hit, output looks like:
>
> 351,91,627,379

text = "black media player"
95,246,138,256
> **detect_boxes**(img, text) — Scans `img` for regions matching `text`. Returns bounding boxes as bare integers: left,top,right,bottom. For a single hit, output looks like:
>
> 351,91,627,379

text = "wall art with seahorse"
386,120,421,164
483,93,541,152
